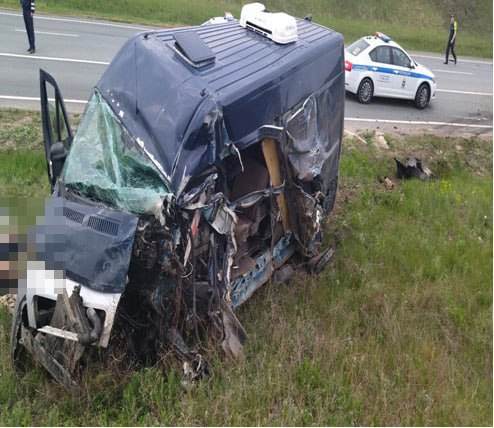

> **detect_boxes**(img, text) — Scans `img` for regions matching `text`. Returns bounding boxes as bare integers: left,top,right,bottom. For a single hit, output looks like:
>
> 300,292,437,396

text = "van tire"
415,83,429,109
11,294,28,371
357,78,373,104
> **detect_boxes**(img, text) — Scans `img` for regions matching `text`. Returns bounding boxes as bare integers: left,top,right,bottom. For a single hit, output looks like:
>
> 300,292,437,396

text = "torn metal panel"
28,330,82,397
43,288,92,373
19,286,100,397
285,88,342,194
286,94,322,180
221,300,247,359
25,268,121,348
37,326,79,341
289,183,324,256
230,234,295,308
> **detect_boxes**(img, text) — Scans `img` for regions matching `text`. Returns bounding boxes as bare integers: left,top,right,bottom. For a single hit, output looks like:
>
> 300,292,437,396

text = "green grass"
0,109,491,425
0,150,49,197
0,0,492,57
0,110,50,197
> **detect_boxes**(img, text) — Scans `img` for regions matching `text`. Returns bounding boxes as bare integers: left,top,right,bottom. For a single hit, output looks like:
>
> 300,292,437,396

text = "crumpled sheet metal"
290,183,324,256
230,234,295,308
286,90,341,186
286,94,322,180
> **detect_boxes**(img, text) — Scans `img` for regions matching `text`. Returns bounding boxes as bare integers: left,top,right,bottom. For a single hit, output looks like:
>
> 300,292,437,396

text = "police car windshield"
346,38,369,56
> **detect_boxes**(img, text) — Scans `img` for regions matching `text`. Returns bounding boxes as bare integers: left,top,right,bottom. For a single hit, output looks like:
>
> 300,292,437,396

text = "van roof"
96,19,344,191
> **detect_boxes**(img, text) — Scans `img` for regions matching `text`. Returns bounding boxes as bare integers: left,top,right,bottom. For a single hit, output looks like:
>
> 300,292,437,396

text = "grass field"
0,0,492,57
0,110,491,425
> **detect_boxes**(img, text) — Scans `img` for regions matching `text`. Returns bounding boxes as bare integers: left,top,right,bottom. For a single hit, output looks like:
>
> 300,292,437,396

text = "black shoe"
29,49,35,54
443,61,448,64
27,48,31,52
454,58,457,64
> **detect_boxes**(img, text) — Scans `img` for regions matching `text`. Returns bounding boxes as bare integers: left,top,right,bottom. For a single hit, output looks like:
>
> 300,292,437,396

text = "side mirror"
49,141,67,186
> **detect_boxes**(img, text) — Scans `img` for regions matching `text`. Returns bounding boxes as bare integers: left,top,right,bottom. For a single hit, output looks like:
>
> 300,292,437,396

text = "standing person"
444,14,457,64
21,0,35,54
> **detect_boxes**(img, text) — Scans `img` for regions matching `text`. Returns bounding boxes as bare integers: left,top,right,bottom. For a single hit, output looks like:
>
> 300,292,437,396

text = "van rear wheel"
357,78,373,104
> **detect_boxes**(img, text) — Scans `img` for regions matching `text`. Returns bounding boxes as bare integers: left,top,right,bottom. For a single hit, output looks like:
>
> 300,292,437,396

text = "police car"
345,32,436,109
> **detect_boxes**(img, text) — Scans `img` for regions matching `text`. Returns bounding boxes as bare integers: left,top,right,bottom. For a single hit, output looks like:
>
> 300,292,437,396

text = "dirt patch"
345,122,493,141
343,128,493,179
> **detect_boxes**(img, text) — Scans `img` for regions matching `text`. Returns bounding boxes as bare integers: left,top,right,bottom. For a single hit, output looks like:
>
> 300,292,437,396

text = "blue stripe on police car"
352,64,434,82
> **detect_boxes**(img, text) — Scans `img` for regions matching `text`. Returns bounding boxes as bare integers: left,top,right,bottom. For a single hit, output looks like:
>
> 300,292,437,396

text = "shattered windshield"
62,90,171,216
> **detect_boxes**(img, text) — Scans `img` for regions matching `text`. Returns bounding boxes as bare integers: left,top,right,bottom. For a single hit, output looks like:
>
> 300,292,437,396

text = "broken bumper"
24,264,122,348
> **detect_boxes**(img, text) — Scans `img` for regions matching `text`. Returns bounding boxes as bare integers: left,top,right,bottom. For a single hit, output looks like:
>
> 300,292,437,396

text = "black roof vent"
173,31,216,68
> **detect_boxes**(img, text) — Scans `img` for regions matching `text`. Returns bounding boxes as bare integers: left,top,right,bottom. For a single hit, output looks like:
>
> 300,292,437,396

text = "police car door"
390,47,415,97
368,46,393,96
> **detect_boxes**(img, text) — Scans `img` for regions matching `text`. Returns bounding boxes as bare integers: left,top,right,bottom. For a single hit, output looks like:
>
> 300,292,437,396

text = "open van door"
39,69,73,190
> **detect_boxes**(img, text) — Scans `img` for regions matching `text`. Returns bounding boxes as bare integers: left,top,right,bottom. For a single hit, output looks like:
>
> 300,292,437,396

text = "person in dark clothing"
444,14,457,64
20,0,35,53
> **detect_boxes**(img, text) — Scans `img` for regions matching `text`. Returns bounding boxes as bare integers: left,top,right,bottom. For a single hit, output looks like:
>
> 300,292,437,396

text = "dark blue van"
12,4,344,394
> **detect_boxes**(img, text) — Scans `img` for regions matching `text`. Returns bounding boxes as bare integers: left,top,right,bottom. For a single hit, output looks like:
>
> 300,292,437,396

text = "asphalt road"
1,9,492,137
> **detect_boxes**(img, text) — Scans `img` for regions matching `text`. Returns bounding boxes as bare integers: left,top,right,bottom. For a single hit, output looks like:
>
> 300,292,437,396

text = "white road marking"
436,88,493,96
4,52,490,100
412,53,493,65
345,117,492,129
0,95,87,104
433,69,473,75
3,51,490,87
0,52,109,65
1,95,491,131
15,28,79,37
1,11,154,31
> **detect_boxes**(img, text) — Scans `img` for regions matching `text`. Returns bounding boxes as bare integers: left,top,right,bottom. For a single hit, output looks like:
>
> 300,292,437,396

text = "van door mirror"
49,141,67,184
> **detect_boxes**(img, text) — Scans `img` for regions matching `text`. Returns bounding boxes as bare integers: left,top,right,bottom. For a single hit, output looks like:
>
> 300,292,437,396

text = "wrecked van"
11,3,344,394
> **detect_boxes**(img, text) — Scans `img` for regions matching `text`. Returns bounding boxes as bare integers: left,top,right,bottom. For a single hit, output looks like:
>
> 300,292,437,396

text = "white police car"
345,32,436,109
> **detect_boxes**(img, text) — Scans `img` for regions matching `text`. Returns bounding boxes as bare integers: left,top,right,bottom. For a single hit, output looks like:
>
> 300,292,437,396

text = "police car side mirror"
408,62,415,69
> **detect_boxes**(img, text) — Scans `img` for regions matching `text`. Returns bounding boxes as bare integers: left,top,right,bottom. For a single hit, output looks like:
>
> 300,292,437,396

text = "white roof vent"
239,2,297,44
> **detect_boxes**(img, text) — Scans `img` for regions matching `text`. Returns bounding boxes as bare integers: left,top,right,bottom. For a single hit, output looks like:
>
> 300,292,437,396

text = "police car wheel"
357,78,373,104
415,84,429,109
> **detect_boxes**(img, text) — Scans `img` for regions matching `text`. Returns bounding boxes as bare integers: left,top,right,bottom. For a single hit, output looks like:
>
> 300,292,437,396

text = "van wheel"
11,295,29,371
415,83,429,109
357,78,373,104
